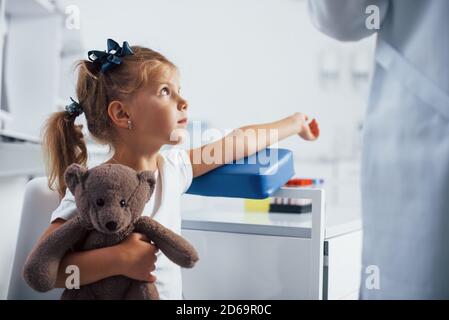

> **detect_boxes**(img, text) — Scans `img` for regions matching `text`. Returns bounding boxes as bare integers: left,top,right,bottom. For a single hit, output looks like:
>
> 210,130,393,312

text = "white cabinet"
181,230,313,299
181,188,362,300
0,0,63,140
181,229,362,300
324,231,362,300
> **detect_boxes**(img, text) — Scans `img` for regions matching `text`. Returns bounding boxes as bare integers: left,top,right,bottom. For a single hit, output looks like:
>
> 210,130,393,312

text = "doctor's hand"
293,112,320,141
116,232,159,283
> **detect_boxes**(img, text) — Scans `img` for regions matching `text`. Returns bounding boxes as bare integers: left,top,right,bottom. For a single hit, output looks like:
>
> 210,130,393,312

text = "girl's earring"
127,119,132,130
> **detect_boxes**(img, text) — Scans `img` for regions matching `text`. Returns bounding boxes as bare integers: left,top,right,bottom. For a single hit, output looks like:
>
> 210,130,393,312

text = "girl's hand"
293,112,320,141
116,232,159,283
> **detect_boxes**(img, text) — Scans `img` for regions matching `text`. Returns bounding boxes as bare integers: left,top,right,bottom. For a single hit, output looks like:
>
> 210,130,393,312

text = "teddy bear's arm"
23,216,88,292
134,217,199,268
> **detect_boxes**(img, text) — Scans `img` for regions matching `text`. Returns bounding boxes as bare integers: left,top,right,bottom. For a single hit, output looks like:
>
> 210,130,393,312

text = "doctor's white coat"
309,0,449,299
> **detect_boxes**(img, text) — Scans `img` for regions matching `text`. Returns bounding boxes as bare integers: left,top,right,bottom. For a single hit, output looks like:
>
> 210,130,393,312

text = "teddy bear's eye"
96,198,105,207
120,199,126,208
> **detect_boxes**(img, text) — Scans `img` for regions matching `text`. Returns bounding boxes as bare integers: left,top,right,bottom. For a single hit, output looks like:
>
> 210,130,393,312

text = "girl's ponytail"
42,110,87,198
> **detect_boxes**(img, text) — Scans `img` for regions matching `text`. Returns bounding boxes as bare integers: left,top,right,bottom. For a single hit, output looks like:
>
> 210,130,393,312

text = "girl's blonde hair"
42,45,176,198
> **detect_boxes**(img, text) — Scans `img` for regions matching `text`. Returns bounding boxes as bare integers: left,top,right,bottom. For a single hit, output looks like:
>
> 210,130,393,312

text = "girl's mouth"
178,118,188,124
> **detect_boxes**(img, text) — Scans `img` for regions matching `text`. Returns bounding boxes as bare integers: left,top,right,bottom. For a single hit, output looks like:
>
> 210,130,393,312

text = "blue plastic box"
186,148,295,199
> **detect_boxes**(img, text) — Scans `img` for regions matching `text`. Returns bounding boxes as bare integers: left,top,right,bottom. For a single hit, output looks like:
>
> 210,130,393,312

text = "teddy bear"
23,163,199,299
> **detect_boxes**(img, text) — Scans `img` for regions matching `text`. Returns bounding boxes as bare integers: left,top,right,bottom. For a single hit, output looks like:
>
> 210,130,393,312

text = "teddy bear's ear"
138,170,157,198
64,163,88,195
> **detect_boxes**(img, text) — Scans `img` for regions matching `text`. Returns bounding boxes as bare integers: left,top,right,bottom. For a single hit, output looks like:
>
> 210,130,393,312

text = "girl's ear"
137,170,157,199
107,100,130,130
64,164,88,195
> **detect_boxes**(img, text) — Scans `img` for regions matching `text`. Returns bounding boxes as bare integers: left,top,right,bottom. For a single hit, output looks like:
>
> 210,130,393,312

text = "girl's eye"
161,87,170,96
96,198,105,207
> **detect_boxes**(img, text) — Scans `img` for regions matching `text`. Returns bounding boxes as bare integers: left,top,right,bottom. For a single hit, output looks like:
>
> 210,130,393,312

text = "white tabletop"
181,204,362,239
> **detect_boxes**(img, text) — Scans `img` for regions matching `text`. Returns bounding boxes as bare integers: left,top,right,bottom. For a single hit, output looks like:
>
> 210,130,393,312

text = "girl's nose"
178,98,188,111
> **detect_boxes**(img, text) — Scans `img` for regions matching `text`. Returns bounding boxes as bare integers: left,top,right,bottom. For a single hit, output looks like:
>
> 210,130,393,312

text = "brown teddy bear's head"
64,163,156,234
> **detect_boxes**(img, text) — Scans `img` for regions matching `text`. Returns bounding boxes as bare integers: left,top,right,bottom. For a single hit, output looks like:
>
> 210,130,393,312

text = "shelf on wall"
5,0,56,17
0,135,110,178
0,139,44,177
0,128,40,144
0,109,11,123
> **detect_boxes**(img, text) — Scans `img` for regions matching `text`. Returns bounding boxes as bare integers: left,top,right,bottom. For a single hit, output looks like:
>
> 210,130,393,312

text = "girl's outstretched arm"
189,112,319,178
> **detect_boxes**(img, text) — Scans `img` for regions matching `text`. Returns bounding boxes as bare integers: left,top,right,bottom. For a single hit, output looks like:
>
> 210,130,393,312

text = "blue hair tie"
87,38,134,73
65,97,83,118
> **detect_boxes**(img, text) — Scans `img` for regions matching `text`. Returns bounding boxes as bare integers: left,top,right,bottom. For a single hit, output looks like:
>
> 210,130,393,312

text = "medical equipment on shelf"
269,178,324,214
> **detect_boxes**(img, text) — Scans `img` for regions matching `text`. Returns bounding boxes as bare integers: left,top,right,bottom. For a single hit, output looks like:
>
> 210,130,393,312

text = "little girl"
37,39,320,299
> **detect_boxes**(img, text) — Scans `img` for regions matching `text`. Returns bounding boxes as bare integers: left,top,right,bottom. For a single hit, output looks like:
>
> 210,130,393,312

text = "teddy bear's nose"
105,221,117,231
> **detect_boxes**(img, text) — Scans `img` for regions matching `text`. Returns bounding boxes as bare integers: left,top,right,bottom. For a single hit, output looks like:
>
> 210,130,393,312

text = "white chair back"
7,177,64,299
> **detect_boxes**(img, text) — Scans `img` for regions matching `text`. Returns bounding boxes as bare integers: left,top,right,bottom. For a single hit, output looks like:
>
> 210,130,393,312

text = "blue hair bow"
65,97,83,118
87,38,134,73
